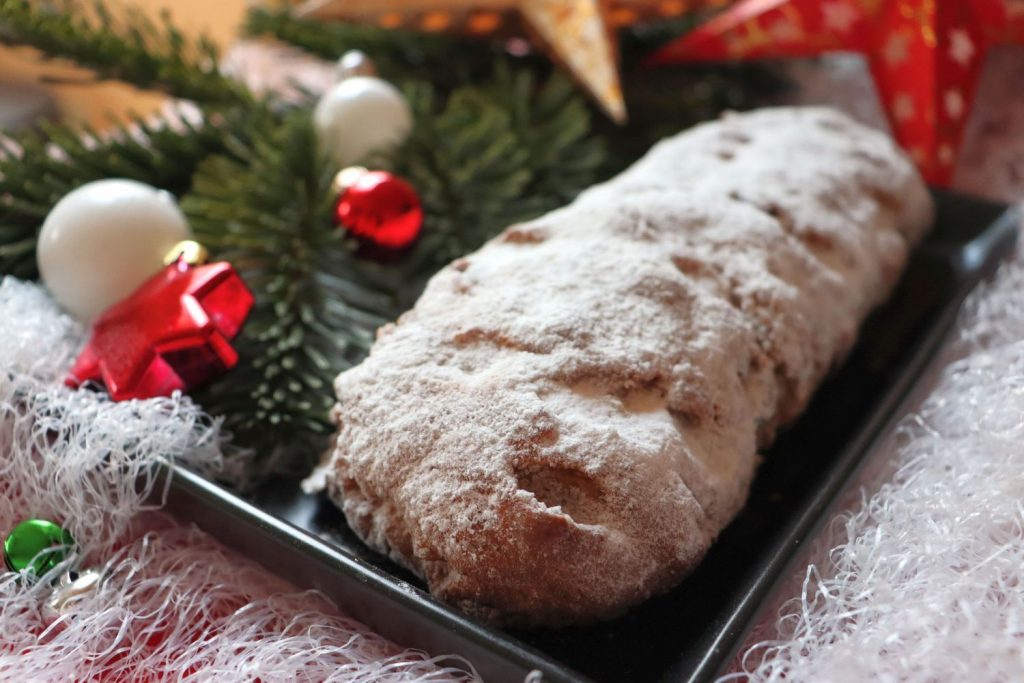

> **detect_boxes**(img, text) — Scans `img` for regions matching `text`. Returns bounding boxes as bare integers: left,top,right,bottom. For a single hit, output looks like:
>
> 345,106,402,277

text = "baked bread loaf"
307,107,934,626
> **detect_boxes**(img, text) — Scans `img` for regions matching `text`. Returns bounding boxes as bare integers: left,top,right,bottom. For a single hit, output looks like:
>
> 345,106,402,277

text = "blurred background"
1,0,245,128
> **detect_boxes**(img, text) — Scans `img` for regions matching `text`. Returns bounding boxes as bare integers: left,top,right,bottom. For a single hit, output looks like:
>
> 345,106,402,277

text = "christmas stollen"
307,107,934,626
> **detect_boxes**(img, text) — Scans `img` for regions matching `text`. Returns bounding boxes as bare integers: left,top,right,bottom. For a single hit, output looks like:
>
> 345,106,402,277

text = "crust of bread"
312,107,934,626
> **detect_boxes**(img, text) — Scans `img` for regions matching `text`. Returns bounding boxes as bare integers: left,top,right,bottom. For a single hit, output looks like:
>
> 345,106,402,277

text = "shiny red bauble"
334,170,423,249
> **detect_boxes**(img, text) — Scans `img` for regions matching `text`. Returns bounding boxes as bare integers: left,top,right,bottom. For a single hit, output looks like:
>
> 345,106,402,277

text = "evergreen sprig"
243,5,491,85
398,67,604,272
184,111,392,470
0,0,249,105
0,108,264,278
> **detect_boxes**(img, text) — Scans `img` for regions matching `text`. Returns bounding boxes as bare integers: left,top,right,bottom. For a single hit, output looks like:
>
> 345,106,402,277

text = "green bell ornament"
3,519,75,576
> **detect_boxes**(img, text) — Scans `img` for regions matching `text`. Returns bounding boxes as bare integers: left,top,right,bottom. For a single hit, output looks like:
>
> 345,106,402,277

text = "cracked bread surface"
309,107,934,626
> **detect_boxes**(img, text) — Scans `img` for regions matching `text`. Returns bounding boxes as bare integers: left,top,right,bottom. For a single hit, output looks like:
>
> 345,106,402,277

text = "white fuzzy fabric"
0,516,472,681
730,228,1024,682
0,277,470,681
0,278,234,560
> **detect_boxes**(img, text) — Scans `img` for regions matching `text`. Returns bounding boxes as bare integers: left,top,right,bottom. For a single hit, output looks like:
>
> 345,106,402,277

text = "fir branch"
0,107,269,279
0,0,250,105
496,68,606,210
244,6,436,64
184,112,392,471
396,69,605,275
243,5,495,86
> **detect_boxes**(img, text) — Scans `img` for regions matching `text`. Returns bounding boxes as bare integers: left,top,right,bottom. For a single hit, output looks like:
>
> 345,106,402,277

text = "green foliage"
0,108,260,278
244,4,507,94
398,67,604,273
0,0,249,105
244,5,462,78
184,111,391,470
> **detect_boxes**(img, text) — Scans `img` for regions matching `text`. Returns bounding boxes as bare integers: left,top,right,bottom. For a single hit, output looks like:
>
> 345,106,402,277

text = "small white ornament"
313,76,412,168
37,179,192,322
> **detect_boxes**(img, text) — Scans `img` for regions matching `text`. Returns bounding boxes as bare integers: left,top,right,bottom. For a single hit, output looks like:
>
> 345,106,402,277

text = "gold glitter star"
295,0,702,123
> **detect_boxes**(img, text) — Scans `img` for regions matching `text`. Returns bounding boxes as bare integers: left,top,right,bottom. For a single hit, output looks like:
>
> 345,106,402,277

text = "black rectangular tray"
160,190,1018,682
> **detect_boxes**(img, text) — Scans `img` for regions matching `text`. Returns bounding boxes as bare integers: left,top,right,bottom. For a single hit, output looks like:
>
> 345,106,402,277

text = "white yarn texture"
732,228,1024,682
0,277,469,681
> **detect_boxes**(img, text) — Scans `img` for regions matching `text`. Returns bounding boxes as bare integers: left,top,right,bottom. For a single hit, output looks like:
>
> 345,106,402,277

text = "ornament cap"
163,240,210,267
4,519,75,576
332,166,369,194
335,50,377,81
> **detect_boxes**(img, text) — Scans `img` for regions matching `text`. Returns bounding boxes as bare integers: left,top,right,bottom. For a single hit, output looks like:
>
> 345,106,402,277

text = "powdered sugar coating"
315,107,933,626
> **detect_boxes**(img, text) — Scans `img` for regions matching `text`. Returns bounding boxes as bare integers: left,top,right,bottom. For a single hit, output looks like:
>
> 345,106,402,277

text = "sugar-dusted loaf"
307,107,934,626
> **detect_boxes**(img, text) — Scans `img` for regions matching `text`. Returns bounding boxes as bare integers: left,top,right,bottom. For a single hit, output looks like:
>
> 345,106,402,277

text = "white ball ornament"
313,76,412,168
37,179,192,322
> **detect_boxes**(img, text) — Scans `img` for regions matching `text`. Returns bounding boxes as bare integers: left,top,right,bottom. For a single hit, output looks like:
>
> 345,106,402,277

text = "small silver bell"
43,568,102,618
334,50,378,82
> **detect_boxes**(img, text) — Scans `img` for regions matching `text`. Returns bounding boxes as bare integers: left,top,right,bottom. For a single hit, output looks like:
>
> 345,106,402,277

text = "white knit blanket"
730,227,1024,682
0,278,469,681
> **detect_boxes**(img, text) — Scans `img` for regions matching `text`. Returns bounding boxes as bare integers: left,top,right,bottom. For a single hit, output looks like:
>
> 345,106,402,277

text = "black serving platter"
161,190,1018,683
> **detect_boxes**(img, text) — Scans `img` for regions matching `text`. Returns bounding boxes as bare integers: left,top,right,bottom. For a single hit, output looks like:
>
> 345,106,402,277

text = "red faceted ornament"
66,258,254,401
334,169,423,249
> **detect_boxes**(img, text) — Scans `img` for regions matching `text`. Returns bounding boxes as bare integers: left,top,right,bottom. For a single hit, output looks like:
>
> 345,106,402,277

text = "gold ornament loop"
163,240,210,267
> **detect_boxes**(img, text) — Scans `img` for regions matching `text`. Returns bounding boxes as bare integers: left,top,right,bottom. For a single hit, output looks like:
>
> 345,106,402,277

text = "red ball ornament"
333,168,423,249
66,257,254,401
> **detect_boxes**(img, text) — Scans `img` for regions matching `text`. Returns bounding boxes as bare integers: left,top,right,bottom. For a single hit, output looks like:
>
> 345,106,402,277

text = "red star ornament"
647,0,1024,185
66,259,254,401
